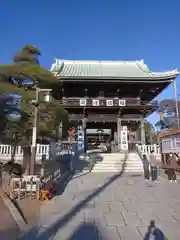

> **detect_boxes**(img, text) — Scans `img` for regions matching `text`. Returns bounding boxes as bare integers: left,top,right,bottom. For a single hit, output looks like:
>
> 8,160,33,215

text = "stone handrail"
0,144,50,162
0,143,160,163
136,144,160,155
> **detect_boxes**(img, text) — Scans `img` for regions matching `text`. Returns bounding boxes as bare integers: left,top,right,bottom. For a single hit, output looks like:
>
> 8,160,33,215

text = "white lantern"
44,92,51,102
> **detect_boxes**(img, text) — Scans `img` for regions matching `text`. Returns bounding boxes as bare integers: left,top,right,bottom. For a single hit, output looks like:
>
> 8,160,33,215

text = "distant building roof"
159,128,180,138
50,59,179,81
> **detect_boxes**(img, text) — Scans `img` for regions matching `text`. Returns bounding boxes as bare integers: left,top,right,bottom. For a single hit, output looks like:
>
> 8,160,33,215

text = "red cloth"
42,181,56,193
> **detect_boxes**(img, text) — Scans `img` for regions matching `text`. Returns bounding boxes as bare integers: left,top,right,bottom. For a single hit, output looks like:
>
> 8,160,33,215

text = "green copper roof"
50,59,179,80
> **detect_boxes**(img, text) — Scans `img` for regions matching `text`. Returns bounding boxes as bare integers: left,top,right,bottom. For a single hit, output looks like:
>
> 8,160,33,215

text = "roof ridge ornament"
51,59,64,73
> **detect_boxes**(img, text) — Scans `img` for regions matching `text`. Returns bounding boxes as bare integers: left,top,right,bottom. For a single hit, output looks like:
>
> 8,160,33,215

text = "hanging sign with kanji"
92,99,100,106
106,99,113,106
79,99,87,106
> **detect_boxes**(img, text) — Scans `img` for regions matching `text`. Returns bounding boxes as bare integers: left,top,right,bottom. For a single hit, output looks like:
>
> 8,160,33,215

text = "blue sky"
1,0,180,125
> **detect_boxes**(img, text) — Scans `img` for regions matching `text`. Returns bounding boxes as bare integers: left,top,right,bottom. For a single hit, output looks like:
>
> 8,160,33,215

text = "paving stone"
114,193,130,202
154,210,179,223
35,227,56,240
73,191,95,202
122,201,145,213
98,192,115,201
67,212,85,226
104,212,125,226
171,211,180,223
54,225,81,240
93,218,109,227
97,226,121,240
136,225,149,238
85,208,105,222
94,201,110,213
20,227,56,240
121,212,142,226
109,202,127,212
136,211,161,226
63,223,98,240
117,226,141,240
168,201,180,211
39,213,62,228
21,172,180,239
81,202,95,210
150,202,174,213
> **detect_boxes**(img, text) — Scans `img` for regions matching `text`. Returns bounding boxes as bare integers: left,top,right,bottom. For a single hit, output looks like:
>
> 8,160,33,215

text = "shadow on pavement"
55,171,75,195
20,153,127,239
0,227,20,240
143,220,166,240
66,222,102,240
4,192,28,225
0,196,20,240
72,171,90,180
76,151,103,172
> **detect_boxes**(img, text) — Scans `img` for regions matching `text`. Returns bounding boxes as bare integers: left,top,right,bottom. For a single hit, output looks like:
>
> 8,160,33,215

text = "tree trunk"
22,145,31,175
58,121,63,140
11,142,17,162
55,121,62,142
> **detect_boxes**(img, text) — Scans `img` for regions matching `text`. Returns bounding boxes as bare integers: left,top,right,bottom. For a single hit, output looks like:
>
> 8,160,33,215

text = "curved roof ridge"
152,69,180,75
136,61,153,78
55,59,144,65
50,58,179,80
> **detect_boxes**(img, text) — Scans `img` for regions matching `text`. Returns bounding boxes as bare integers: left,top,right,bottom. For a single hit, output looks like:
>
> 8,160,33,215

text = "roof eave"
56,74,177,83
159,128,180,138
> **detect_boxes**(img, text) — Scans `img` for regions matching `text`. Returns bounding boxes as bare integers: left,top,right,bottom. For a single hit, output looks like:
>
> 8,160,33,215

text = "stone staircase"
91,152,144,173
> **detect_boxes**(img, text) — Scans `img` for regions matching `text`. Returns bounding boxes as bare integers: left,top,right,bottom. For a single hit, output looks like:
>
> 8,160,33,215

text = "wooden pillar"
82,117,87,153
117,117,121,149
140,119,146,144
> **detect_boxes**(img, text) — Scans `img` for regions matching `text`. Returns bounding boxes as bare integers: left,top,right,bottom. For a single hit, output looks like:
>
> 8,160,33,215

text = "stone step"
92,164,143,168
97,157,141,161
94,158,142,162
91,169,144,172
93,164,143,168
92,169,144,172
93,160,142,164
92,165,143,169
98,157,126,162
90,152,143,172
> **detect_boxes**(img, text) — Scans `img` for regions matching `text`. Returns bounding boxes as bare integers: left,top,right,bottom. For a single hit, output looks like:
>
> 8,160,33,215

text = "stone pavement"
20,172,180,239
0,196,20,240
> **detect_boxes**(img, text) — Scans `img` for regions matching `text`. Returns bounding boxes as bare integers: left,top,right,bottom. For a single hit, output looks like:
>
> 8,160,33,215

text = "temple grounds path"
20,172,180,239
0,195,20,240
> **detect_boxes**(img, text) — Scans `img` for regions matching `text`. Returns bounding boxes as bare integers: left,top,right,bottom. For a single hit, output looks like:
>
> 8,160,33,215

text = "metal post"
30,88,39,175
173,80,180,128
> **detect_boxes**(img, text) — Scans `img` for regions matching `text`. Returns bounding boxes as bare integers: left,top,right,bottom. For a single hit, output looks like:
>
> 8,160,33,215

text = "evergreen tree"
0,44,68,173
0,44,60,100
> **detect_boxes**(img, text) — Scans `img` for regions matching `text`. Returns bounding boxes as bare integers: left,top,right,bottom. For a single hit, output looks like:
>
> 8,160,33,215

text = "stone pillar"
140,119,146,144
117,117,121,149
